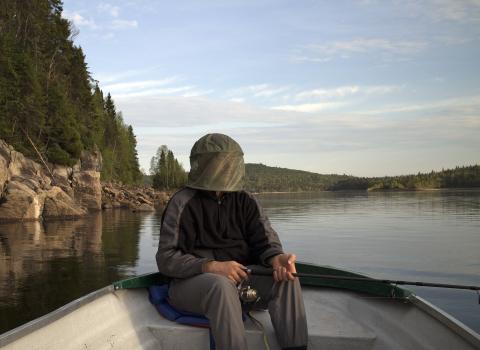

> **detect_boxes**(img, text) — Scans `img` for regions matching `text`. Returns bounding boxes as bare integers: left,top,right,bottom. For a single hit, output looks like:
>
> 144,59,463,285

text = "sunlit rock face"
0,181,44,221
0,140,102,221
72,149,103,211
43,186,88,218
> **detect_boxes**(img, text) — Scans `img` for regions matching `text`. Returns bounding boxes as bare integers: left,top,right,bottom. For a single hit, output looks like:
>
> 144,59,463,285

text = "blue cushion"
149,284,211,326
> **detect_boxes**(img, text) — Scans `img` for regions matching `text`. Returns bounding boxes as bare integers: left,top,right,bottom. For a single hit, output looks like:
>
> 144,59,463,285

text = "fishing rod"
247,268,480,291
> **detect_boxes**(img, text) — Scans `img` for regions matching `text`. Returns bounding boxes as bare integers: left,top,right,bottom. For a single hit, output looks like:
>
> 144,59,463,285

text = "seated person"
156,133,308,350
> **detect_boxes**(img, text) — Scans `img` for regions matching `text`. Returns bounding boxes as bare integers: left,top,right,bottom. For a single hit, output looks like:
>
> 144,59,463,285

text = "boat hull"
1,264,479,349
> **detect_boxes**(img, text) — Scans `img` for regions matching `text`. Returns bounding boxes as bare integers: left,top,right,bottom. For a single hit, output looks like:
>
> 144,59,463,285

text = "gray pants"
168,266,308,350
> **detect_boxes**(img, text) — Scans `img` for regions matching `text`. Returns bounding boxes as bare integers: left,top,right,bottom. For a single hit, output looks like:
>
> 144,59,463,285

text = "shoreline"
254,187,480,195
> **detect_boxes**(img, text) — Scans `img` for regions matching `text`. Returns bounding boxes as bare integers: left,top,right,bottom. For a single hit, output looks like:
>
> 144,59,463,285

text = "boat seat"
147,286,377,350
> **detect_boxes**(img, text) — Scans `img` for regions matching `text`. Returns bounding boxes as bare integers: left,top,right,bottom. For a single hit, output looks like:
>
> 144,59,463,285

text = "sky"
62,0,480,177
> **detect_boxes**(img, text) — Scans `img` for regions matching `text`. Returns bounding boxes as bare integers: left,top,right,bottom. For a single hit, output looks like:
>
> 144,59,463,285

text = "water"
0,190,479,334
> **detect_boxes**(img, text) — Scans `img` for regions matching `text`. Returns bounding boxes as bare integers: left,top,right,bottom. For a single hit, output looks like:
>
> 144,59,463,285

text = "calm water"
0,190,479,334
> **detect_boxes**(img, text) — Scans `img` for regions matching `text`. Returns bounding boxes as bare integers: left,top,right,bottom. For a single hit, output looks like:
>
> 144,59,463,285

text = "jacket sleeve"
156,189,210,278
244,192,284,266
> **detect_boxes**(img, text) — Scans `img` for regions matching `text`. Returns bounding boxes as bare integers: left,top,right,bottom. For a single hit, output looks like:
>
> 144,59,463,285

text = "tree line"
244,163,480,192
149,146,187,190
146,161,480,192
329,165,480,191
0,0,142,184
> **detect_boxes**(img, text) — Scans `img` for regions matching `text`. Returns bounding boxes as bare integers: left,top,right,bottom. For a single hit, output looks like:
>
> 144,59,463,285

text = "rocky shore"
102,182,169,211
0,140,168,222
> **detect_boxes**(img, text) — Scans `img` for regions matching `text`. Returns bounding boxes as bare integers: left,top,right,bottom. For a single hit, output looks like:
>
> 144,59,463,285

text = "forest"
244,163,352,192
149,146,187,190
246,164,480,192
329,165,480,191
143,163,480,192
0,0,142,184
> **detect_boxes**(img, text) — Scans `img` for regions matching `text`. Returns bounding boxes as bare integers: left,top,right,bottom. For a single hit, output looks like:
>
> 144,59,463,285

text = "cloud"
63,10,98,30
294,38,428,63
110,89,480,176
114,86,195,98
362,0,480,23
103,78,177,94
295,86,360,101
95,68,163,84
111,19,138,29
271,102,345,113
97,3,120,17
421,0,480,22
226,84,290,100
353,95,480,116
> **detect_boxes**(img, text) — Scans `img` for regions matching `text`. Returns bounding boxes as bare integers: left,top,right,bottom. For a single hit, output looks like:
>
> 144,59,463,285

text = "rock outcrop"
0,139,170,222
0,140,101,221
101,183,169,211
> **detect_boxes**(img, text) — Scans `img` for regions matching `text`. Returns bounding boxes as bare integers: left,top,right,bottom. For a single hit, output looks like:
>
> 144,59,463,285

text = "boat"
0,262,479,349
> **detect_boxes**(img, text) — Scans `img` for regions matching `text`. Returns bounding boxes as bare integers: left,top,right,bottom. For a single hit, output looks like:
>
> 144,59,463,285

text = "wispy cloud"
111,19,138,29
63,10,98,30
226,84,290,100
117,93,479,175
103,78,177,94
271,101,345,113
114,86,195,98
96,68,163,84
294,85,399,101
293,38,428,63
420,0,480,22
352,95,480,116
97,3,120,17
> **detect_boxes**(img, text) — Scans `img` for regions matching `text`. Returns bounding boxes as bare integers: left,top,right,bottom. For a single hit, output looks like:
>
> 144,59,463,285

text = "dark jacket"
156,187,284,278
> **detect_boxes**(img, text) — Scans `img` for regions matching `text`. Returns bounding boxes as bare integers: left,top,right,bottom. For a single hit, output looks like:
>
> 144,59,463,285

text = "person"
156,133,308,350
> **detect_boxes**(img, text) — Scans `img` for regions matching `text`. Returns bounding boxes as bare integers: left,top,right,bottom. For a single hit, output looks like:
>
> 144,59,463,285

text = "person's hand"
268,253,297,282
202,260,248,284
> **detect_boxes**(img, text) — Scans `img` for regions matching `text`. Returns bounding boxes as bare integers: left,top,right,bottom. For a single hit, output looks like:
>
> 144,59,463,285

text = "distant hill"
144,163,480,192
330,164,480,191
244,163,351,192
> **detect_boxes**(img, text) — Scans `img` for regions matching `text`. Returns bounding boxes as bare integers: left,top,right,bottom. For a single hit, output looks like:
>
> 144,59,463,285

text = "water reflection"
0,210,161,333
257,190,480,333
0,190,479,335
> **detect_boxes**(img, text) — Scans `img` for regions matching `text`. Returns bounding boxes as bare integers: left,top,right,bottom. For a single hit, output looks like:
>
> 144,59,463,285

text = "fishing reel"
237,274,260,304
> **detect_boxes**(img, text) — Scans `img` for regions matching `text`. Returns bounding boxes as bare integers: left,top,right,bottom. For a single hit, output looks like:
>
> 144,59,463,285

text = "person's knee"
206,273,237,295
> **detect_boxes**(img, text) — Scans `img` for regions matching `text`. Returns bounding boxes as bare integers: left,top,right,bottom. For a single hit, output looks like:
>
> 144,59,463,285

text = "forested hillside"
149,146,187,190
0,0,142,184
330,165,480,191
245,163,480,192
245,163,352,192
144,163,480,192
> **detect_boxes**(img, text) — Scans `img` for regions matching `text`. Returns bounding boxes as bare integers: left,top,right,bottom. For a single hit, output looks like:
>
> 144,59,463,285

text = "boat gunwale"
1,264,479,349
410,295,480,348
0,286,114,348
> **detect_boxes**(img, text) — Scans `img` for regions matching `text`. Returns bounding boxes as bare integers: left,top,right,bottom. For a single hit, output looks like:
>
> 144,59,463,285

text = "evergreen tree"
150,145,187,190
0,0,142,185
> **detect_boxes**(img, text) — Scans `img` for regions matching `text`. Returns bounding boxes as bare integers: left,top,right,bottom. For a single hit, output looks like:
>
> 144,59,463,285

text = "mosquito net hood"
187,133,245,192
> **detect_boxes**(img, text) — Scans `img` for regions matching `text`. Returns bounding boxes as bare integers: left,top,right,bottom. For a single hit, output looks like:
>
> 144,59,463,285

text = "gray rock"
72,170,102,210
133,203,155,212
0,181,45,221
43,187,87,218
0,139,103,221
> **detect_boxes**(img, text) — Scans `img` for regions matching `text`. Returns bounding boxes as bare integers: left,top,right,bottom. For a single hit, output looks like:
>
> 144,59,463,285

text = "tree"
0,0,142,185
150,145,187,190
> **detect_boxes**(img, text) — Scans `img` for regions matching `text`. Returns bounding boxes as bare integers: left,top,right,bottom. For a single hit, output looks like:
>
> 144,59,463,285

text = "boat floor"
1,286,479,350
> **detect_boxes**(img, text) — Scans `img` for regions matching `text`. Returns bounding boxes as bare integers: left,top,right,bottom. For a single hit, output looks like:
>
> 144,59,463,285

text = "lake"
0,189,479,334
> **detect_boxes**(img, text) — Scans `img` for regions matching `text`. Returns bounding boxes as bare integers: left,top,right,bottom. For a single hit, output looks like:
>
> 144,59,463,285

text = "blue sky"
63,0,480,176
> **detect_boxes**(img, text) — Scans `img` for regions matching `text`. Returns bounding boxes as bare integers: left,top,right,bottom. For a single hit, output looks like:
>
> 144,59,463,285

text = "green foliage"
150,146,187,190
328,165,480,191
0,0,142,185
245,164,480,192
244,163,351,192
